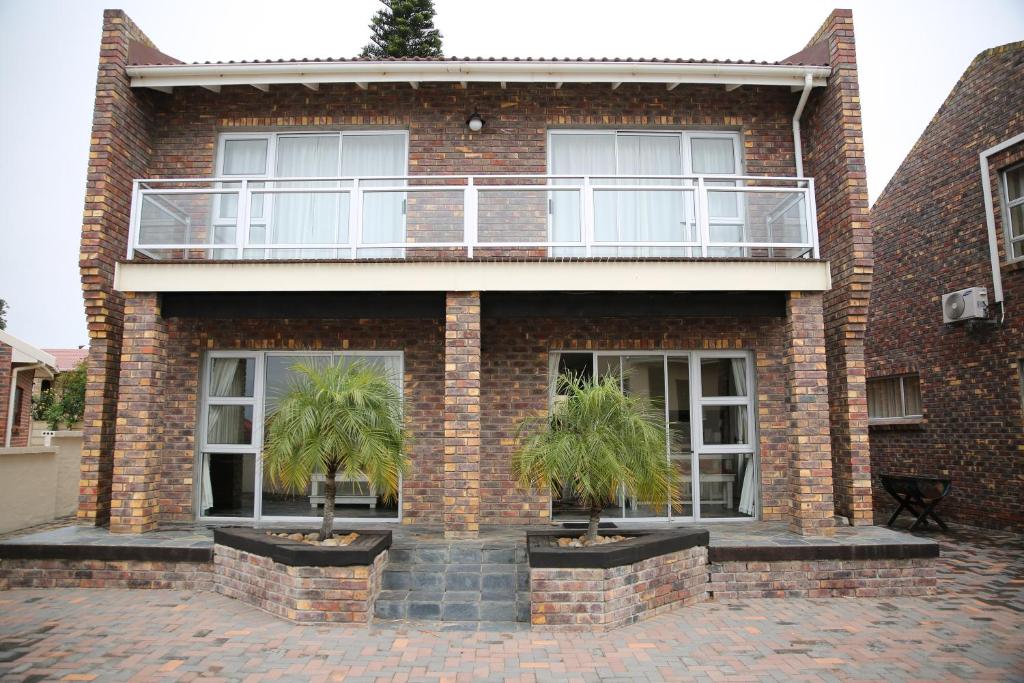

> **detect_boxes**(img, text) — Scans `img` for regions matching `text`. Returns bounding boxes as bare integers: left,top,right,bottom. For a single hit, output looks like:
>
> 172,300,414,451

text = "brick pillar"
109,293,166,533
784,292,835,536
801,9,874,525
444,291,481,538
78,10,158,526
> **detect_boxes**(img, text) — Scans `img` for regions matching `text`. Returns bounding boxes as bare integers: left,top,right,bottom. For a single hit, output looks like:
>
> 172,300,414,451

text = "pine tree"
360,0,443,59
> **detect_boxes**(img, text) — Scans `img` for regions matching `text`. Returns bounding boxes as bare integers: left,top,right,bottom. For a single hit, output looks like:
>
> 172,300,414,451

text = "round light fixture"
466,112,485,132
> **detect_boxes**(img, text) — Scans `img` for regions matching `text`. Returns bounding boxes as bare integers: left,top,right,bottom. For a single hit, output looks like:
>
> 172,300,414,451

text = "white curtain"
270,135,340,259
550,134,615,256
202,358,248,513
343,134,406,258
218,139,269,259
692,137,744,255
613,135,685,256
728,357,755,516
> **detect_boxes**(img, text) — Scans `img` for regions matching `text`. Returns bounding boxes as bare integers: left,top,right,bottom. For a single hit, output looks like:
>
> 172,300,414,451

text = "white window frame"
547,349,757,523
214,130,410,259
867,374,923,424
1000,162,1024,262
196,349,405,525
545,130,744,257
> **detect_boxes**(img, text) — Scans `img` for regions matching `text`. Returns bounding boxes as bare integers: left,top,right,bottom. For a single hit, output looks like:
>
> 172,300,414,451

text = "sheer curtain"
728,358,755,516
271,135,340,258
202,359,248,513
343,134,406,258
218,139,269,259
549,134,615,256
615,135,685,256
691,137,743,255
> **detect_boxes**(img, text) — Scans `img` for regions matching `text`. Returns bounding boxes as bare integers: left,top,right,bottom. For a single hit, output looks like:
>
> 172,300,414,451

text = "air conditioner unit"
942,287,988,324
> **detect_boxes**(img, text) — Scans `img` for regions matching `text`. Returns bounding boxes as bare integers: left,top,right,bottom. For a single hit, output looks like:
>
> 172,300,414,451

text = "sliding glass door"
549,350,756,522
197,350,404,524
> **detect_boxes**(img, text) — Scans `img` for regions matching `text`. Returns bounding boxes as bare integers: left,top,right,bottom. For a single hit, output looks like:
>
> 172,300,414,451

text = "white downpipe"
979,131,1024,321
4,363,48,448
792,73,814,178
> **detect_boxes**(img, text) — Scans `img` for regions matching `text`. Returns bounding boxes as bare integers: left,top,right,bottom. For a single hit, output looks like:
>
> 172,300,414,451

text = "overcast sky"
0,0,1021,348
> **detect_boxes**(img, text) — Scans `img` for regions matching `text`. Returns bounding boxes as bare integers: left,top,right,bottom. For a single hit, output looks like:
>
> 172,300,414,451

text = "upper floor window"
216,131,408,258
548,131,758,257
1002,164,1024,261
868,374,923,423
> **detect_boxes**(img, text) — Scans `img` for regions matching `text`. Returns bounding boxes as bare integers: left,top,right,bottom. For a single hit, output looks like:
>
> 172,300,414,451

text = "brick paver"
1,528,1021,682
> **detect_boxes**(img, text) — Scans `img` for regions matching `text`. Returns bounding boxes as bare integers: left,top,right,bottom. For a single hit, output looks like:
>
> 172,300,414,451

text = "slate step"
375,542,530,622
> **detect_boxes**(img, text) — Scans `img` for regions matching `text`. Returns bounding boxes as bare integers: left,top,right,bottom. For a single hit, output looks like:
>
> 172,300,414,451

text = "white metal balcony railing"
126,174,819,261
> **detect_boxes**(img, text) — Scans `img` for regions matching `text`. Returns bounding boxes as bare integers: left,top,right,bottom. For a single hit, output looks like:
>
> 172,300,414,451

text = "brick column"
78,10,158,526
444,291,481,538
801,9,874,525
109,293,166,533
784,292,835,536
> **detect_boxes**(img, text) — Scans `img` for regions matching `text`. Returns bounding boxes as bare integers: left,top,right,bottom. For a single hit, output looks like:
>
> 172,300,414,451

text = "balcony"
127,174,819,262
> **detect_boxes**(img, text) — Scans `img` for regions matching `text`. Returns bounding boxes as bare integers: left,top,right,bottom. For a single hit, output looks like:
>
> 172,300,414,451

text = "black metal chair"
881,474,952,532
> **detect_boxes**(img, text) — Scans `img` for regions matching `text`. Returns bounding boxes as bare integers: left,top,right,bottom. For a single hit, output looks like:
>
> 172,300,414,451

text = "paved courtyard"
0,525,1021,682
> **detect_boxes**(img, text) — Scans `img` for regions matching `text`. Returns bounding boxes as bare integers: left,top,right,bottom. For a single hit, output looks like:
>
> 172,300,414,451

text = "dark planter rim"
527,528,709,569
213,527,391,567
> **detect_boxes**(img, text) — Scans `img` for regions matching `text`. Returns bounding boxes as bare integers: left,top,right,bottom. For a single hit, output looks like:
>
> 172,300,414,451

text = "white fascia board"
0,330,57,368
127,61,830,90
115,260,831,294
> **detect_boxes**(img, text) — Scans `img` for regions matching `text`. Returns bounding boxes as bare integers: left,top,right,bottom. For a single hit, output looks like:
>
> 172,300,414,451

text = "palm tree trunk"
319,466,337,541
586,502,602,544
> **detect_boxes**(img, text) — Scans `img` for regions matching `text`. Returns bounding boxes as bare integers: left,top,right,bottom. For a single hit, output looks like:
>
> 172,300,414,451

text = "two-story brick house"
78,8,872,538
867,41,1024,532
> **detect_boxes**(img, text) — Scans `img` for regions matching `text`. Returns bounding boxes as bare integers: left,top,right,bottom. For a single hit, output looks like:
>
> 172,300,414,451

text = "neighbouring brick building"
0,331,56,449
867,42,1024,531
78,8,873,538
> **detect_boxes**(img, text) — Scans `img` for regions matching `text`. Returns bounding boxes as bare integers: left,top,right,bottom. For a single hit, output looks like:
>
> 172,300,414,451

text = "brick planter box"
212,528,391,623
527,529,710,630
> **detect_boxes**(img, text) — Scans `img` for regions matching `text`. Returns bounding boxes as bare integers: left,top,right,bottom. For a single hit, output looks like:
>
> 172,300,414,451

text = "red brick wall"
443,292,482,538
867,42,1024,531
0,343,10,445
142,82,800,182
157,316,444,525
480,315,790,525
9,366,36,448
0,345,36,449
801,9,874,525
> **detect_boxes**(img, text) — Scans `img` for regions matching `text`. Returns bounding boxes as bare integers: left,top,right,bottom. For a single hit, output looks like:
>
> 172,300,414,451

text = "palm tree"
263,361,408,541
513,373,678,544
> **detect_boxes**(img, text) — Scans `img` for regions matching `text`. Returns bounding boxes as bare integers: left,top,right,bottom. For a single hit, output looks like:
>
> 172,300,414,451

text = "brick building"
0,331,56,449
867,42,1024,531
78,9,873,537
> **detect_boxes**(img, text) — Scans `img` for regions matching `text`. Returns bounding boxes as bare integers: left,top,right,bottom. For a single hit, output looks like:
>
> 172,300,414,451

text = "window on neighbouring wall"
1002,164,1024,261
11,386,24,438
867,375,923,422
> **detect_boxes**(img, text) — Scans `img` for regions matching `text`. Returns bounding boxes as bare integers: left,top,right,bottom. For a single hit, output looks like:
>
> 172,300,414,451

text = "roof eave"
127,61,830,91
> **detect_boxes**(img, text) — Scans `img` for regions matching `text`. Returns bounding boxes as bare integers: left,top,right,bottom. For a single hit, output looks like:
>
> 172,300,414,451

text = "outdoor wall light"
466,112,485,132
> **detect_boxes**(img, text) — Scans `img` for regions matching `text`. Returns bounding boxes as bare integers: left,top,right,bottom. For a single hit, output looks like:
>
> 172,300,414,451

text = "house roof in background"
0,330,57,370
42,348,89,373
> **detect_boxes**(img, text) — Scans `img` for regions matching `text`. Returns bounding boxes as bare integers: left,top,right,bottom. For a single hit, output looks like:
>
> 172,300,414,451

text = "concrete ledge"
213,527,390,567
115,259,832,293
708,540,940,563
0,541,212,563
527,528,709,569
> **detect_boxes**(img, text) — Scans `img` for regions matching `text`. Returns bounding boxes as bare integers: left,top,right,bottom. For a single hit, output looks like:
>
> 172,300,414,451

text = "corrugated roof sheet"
129,53,829,68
